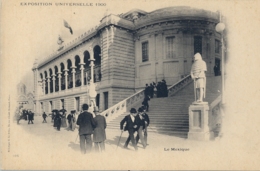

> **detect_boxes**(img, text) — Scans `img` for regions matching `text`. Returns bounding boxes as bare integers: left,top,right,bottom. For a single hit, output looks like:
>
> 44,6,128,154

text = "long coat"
76,111,96,135
93,115,107,142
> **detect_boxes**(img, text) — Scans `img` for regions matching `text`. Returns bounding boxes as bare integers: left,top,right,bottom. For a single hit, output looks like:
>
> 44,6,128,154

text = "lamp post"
215,11,226,138
215,13,226,104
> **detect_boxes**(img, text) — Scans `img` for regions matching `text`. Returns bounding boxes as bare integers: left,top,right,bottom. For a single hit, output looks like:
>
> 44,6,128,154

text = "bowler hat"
130,108,137,113
138,107,144,112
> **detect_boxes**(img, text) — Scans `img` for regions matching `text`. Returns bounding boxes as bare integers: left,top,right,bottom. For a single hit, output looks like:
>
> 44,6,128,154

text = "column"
80,63,85,87
52,74,56,93
71,67,76,88
57,72,62,91
89,47,95,83
42,79,46,94
64,69,68,90
47,77,50,94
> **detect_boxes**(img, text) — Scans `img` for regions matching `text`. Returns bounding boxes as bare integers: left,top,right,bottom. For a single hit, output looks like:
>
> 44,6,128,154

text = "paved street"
7,115,254,170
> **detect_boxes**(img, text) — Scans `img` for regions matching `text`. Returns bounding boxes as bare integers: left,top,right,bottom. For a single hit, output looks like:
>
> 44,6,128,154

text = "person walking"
93,106,107,152
135,107,147,149
142,95,150,112
28,111,34,124
76,104,96,154
61,109,67,127
67,111,73,130
42,112,47,123
141,106,150,145
55,110,62,131
120,108,138,151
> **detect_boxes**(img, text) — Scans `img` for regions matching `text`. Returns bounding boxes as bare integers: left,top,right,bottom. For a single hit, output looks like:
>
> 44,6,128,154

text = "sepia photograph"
1,0,260,170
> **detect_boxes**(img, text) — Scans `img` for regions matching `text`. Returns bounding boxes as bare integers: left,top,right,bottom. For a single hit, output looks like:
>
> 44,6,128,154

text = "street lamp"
215,16,226,104
215,12,226,138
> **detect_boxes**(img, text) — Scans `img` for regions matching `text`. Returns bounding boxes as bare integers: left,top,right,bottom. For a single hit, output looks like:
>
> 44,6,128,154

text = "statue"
190,53,207,103
88,79,97,107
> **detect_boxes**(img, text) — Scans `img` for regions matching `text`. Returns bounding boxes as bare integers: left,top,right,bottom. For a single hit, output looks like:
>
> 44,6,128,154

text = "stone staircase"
107,76,222,138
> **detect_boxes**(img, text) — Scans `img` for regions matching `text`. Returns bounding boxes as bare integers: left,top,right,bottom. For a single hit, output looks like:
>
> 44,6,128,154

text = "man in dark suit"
142,106,150,145
135,107,147,149
142,95,150,112
76,103,96,154
120,108,138,151
55,110,62,131
93,106,106,152
42,112,47,123
28,111,34,124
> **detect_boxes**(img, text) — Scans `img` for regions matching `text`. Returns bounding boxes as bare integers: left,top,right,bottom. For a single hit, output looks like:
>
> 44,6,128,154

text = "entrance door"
103,92,108,110
96,94,100,108
215,58,221,76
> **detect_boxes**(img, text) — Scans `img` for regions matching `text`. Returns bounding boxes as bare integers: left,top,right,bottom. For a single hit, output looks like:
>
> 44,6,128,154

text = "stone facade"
32,6,222,114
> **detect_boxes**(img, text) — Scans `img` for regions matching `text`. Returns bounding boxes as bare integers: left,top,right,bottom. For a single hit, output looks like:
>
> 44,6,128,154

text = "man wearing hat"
93,106,107,152
120,108,138,151
67,110,76,131
135,107,147,149
55,110,62,131
76,103,96,154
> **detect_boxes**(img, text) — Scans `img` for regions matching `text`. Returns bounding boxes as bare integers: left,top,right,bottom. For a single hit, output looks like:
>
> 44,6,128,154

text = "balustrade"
168,75,192,96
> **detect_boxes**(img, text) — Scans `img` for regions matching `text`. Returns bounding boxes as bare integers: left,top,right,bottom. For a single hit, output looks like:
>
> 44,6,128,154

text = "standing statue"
89,79,97,107
190,53,207,103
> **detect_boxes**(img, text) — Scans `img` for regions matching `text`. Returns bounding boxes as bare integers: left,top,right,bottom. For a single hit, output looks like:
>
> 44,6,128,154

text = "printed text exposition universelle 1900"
20,2,106,6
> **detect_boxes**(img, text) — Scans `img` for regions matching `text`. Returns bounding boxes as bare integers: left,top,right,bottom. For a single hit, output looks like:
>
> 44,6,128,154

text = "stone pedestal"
188,102,213,140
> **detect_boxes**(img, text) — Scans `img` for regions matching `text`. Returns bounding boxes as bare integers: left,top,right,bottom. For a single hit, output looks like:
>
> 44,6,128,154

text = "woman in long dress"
71,112,76,131
61,109,67,127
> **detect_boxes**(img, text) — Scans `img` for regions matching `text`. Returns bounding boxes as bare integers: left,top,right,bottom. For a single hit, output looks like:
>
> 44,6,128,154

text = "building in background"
17,82,35,111
32,6,222,114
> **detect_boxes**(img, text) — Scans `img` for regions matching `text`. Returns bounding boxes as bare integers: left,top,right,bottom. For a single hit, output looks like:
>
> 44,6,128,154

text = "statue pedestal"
188,102,214,141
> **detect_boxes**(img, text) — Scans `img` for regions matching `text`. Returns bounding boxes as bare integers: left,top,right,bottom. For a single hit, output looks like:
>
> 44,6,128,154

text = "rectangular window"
215,39,221,53
194,36,202,55
75,97,80,112
142,42,149,62
166,36,175,58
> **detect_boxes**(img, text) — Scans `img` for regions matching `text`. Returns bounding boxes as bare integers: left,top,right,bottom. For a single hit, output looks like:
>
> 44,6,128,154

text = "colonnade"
39,45,101,95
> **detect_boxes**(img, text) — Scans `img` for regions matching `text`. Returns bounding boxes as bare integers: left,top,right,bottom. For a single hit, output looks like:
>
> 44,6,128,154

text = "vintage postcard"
1,0,260,170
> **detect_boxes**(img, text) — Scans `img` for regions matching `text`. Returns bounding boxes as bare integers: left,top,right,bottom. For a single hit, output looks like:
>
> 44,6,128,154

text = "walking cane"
116,131,123,150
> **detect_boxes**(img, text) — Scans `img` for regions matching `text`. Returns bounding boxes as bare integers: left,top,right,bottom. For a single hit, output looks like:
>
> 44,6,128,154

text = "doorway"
96,94,100,108
215,58,221,76
103,92,108,110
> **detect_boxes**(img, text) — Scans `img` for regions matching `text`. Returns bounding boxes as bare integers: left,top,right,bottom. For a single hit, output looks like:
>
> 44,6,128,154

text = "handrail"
101,88,145,122
209,95,222,138
168,74,192,96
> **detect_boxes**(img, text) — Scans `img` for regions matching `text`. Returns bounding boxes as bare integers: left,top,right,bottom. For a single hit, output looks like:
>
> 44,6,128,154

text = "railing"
101,89,145,122
209,95,222,138
168,74,192,96
101,75,193,122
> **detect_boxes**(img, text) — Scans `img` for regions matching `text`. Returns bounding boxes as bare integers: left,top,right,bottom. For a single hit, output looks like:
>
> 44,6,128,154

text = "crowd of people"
142,79,168,112
45,104,107,154
17,95,153,154
144,79,168,99
16,109,35,124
